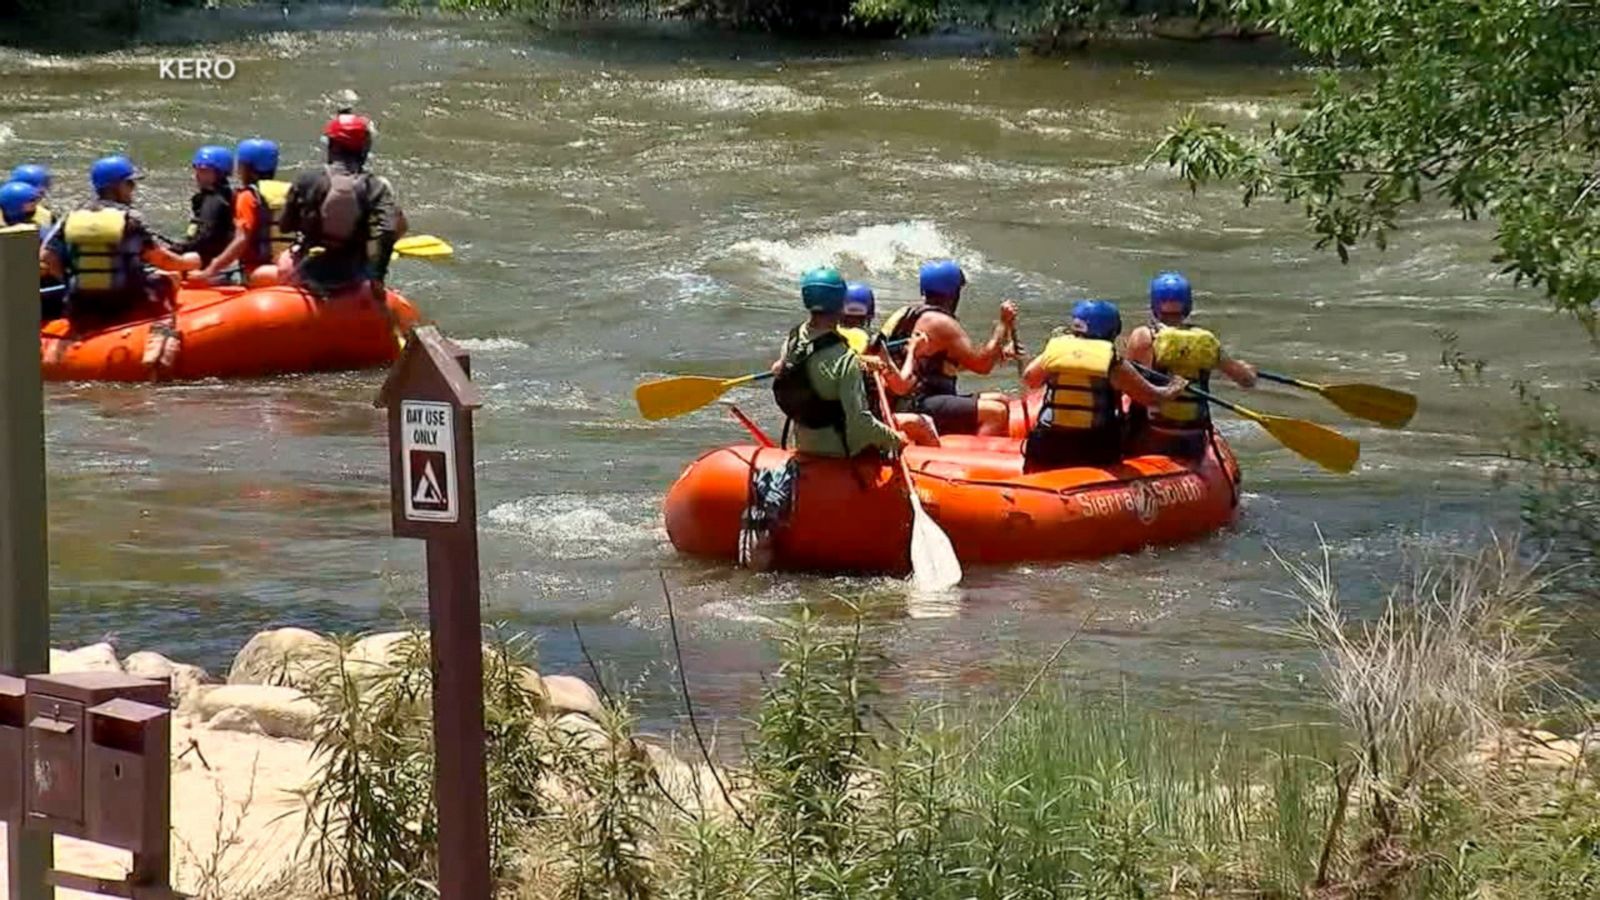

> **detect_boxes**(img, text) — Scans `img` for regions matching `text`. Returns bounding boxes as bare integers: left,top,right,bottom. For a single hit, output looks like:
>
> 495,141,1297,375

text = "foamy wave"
730,220,984,278
486,495,657,560
484,380,594,413
453,337,529,352
0,124,12,146
645,78,824,115
0,51,79,71
1194,100,1297,122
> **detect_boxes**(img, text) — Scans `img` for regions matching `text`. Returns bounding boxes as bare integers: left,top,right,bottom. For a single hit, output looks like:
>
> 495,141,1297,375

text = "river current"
4,10,1590,728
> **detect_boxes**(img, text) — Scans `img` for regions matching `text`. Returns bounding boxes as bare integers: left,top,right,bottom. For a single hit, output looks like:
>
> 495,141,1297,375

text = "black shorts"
1023,427,1122,472
916,392,981,436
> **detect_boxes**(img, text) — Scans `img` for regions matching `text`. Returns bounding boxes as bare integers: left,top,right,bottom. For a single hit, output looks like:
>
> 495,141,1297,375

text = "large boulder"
195,685,321,740
516,666,549,706
204,706,265,736
553,713,610,753
227,628,337,691
641,742,737,820
543,675,602,718
50,643,123,674
344,631,425,685
123,650,210,704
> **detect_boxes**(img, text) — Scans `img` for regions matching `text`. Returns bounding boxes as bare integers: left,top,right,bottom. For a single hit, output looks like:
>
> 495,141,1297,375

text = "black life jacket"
881,303,960,397
184,185,235,266
773,327,847,435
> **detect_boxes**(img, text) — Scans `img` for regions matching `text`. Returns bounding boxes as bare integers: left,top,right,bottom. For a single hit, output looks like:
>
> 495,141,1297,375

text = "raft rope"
725,446,1218,506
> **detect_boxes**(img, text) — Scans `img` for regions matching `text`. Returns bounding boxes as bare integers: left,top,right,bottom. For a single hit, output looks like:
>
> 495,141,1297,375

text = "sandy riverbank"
2,629,716,898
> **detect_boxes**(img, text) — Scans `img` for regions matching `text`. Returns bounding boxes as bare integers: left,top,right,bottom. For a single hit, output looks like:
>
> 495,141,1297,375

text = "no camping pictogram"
410,450,450,510
401,400,458,523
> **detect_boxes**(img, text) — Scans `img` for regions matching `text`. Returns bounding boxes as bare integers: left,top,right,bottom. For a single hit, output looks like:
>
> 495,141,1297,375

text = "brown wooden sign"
377,327,483,541
374,325,491,899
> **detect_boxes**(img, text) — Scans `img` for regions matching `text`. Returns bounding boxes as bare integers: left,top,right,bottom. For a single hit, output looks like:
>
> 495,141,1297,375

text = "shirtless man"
879,259,1018,437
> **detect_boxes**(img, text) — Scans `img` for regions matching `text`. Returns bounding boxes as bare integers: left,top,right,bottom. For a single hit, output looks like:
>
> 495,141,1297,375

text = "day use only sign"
402,400,458,523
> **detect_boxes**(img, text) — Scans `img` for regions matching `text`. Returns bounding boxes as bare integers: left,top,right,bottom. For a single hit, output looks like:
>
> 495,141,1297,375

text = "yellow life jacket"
249,180,294,265
837,326,869,355
30,204,53,228
1039,335,1118,432
63,207,138,294
1151,324,1221,428
878,305,909,341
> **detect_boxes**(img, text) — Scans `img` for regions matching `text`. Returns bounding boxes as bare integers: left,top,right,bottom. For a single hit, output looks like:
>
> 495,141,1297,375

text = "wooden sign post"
0,225,51,900
375,326,490,899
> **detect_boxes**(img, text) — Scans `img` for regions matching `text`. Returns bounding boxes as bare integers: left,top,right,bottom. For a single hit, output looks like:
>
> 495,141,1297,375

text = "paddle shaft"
1008,324,1031,433
877,377,925,511
1257,369,1319,391
1129,361,1259,421
721,335,915,388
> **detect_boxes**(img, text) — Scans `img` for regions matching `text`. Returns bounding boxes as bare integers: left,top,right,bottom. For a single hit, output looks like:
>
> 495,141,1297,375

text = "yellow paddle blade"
635,375,740,421
1254,412,1361,474
1317,383,1418,429
393,235,454,259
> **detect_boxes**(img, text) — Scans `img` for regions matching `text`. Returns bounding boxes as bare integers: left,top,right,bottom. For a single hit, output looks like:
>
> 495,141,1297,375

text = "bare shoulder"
920,310,959,341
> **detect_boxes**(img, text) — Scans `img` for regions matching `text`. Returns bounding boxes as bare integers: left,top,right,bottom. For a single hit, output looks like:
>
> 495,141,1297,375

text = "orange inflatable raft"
40,284,422,382
664,431,1242,575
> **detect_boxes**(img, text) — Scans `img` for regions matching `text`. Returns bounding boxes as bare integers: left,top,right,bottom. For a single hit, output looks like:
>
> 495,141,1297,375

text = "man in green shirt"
773,267,906,458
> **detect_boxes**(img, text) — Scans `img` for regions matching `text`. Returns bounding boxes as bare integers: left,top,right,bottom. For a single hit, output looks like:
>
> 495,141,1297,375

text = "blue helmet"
89,155,141,193
192,145,234,176
1071,300,1122,341
800,266,848,313
0,181,40,223
236,138,279,175
1149,271,1192,319
919,259,966,299
9,164,50,191
843,281,875,318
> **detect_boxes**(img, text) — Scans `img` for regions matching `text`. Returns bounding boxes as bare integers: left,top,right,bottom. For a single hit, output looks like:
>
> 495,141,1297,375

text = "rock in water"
228,628,337,691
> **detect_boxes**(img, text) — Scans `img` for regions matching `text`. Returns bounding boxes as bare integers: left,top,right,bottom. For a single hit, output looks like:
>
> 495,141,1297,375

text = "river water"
3,10,1591,729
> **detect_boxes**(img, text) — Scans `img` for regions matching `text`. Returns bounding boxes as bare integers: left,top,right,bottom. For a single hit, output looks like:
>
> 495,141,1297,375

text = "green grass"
287,543,1600,899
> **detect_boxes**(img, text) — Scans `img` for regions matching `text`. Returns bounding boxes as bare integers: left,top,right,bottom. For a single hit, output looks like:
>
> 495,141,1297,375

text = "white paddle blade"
906,490,963,592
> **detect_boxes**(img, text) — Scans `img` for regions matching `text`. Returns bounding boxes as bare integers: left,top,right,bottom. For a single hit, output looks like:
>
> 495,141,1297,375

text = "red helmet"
323,113,373,151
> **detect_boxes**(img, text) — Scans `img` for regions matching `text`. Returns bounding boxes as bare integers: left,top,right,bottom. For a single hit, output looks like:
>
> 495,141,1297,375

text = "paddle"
638,372,770,421
1256,369,1417,429
876,378,963,592
1131,362,1360,474
1008,322,1031,433
635,337,914,421
392,234,453,261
